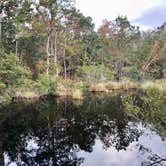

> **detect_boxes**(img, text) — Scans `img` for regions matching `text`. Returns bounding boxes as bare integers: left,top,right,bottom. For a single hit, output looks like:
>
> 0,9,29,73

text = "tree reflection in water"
138,144,166,166
0,92,165,166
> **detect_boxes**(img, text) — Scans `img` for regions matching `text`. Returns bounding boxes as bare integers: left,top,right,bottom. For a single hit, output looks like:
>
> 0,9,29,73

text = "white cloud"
133,3,166,30
75,0,166,30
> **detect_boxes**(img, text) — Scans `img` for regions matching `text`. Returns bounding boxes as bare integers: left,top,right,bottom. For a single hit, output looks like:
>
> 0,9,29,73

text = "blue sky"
75,0,166,31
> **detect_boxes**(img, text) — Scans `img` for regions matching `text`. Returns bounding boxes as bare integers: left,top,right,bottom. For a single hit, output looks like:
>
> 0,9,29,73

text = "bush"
11,78,39,98
0,81,6,92
141,81,166,94
123,66,142,81
163,69,166,79
76,65,114,84
37,74,57,95
0,53,31,86
49,75,58,94
0,93,11,104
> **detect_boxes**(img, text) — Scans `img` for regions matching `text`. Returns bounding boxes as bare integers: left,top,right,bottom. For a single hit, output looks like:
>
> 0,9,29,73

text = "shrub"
141,81,166,94
0,53,31,86
37,74,57,95
76,65,114,84
0,81,6,92
163,69,166,79
0,93,11,104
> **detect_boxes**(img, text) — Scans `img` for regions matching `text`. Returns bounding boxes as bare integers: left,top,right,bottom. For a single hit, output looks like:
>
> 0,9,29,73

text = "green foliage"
141,81,166,94
76,65,114,84
37,74,57,95
37,74,51,94
0,53,31,86
49,76,58,94
123,66,142,81
1,18,17,53
163,69,166,79
0,92,11,104
0,81,6,91
0,0,166,104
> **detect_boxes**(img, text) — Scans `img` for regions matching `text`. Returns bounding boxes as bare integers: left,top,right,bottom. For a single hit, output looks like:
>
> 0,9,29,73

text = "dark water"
0,91,166,166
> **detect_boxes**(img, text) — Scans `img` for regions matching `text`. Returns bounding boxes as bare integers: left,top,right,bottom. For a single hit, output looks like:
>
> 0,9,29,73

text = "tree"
57,10,96,78
98,16,140,81
31,0,75,75
135,23,166,80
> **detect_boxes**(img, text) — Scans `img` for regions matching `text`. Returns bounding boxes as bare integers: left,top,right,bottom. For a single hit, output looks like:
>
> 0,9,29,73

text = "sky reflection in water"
1,92,166,166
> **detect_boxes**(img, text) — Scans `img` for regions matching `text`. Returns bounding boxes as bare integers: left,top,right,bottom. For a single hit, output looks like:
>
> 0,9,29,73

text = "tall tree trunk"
63,38,67,80
115,60,122,82
54,32,58,77
16,39,18,56
51,35,54,57
46,35,50,75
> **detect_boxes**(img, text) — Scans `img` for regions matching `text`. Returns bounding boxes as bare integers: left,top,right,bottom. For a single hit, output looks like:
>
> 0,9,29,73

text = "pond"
0,91,166,166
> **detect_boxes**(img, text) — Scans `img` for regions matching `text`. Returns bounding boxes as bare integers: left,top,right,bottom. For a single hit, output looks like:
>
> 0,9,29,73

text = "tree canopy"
0,0,166,103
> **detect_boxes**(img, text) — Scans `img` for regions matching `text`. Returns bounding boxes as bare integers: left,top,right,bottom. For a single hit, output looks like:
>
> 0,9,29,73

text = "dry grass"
120,81,138,90
89,81,139,92
141,80,166,92
72,89,83,100
56,85,71,97
15,91,39,99
56,83,83,100
89,83,108,92
106,82,121,90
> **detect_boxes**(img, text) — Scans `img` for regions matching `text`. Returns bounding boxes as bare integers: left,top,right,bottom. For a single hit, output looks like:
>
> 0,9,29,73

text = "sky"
75,0,166,31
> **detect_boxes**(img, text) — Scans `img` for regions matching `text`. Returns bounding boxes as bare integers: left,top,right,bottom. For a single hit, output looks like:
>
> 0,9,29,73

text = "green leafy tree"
98,16,140,81
0,53,31,86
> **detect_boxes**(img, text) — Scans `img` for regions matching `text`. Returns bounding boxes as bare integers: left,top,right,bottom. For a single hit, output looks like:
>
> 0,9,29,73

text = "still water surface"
0,92,166,166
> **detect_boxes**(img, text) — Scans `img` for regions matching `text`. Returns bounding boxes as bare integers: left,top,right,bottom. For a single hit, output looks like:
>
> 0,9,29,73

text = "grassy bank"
92,80,166,92
140,80,166,93
0,78,165,105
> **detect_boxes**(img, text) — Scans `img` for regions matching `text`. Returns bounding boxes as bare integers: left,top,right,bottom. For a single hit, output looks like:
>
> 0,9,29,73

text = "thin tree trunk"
46,35,50,75
54,32,58,77
16,39,18,56
115,60,122,82
19,52,23,64
63,39,67,80
51,36,54,57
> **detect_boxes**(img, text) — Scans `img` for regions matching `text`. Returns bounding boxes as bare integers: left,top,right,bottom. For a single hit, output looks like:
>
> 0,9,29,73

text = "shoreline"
0,80,165,106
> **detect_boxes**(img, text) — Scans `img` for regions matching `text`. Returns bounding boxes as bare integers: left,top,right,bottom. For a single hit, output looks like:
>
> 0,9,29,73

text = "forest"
0,0,166,104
